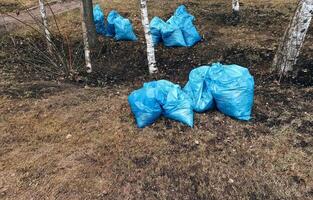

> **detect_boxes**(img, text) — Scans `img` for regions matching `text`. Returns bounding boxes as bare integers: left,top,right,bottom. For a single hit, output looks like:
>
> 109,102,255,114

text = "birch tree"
273,0,313,77
140,0,158,74
81,0,98,49
81,1,92,73
81,0,98,73
38,0,52,52
232,0,240,14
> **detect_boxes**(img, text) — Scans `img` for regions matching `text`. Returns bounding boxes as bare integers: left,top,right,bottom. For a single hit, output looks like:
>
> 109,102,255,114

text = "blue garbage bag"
149,80,193,127
183,66,215,112
167,5,194,25
167,5,201,47
114,16,138,41
128,80,194,128
106,10,137,41
106,10,120,37
206,63,254,120
150,17,166,45
128,86,162,128
181,23,201,47
161,23,186,47
174,5,194,18
93,4,106,35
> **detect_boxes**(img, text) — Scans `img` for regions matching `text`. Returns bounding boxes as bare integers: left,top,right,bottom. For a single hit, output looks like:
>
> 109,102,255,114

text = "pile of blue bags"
150,5,201,47
184,63,255,121
93,5,137,41
128,63,255,128
128,80,194,128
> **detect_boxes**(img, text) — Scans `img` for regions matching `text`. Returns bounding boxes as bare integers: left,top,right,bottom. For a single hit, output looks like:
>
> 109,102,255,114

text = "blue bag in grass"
148,80,194,127
181,23,201,47
93,4,106,35
106,10,120,37
167,5,201,47
156,81,194,127
206,63,254,120
183,66,215,112
128,86,162,128
128,80,194,128
113,15,138,41
150,17,166,45
161,23,186,47
167,5,194,25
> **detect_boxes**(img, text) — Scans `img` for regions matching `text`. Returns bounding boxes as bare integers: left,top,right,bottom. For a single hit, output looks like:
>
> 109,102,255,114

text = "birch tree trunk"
273,0,313,76
140,0,158,74
81,1,92,73
232,0,240,14
38,0,52,52
81,0,98,50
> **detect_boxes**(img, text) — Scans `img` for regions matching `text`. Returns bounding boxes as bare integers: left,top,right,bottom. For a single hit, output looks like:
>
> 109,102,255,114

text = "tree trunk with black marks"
80,1,93,73
273,0,313,77
81,0,97,50
39,0,52,52
140,0,158,74
232,0,240,14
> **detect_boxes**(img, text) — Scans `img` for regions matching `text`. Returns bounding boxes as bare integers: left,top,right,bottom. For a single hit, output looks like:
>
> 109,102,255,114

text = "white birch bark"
273,0,313,76
38,0,52,52
232,0,240,13
140,0,158,74
80,2,92,73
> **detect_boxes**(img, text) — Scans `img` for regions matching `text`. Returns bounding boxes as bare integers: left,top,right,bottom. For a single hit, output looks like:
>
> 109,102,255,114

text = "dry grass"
0,81,312,199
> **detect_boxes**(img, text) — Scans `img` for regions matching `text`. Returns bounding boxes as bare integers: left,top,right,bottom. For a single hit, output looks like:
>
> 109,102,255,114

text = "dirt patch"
0,81,72,99
0,0,80,30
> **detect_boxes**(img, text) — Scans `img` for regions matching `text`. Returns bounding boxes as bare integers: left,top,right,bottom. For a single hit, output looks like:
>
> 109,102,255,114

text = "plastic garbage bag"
149,80,194,127
149,5,200,47
167,5,194,25
167,5,201,47
93,4,106,35
161,23,186,47
150,17,166,45
183,66,215,112
206,63,254,120
106,10,137,41
174,5,194,18
114,16,138,41
181,23,201,47
107,10,120,37
128,80,194,128
128,86,162,128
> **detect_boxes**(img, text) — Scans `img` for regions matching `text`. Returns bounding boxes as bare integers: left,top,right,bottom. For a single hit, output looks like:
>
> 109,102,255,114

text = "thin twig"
46,1,62,36
4,13,42,34
45,0,67,59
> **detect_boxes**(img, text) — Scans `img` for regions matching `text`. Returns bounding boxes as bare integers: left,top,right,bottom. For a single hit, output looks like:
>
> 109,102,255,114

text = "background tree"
81,0,98,73
81,0,97,50
140,0,158,74
38,0,52,52
232,0,240,15
273,0,313,78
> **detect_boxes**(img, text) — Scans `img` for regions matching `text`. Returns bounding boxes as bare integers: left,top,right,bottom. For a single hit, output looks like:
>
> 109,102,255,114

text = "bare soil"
0,0,313,199
0,0,80,32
